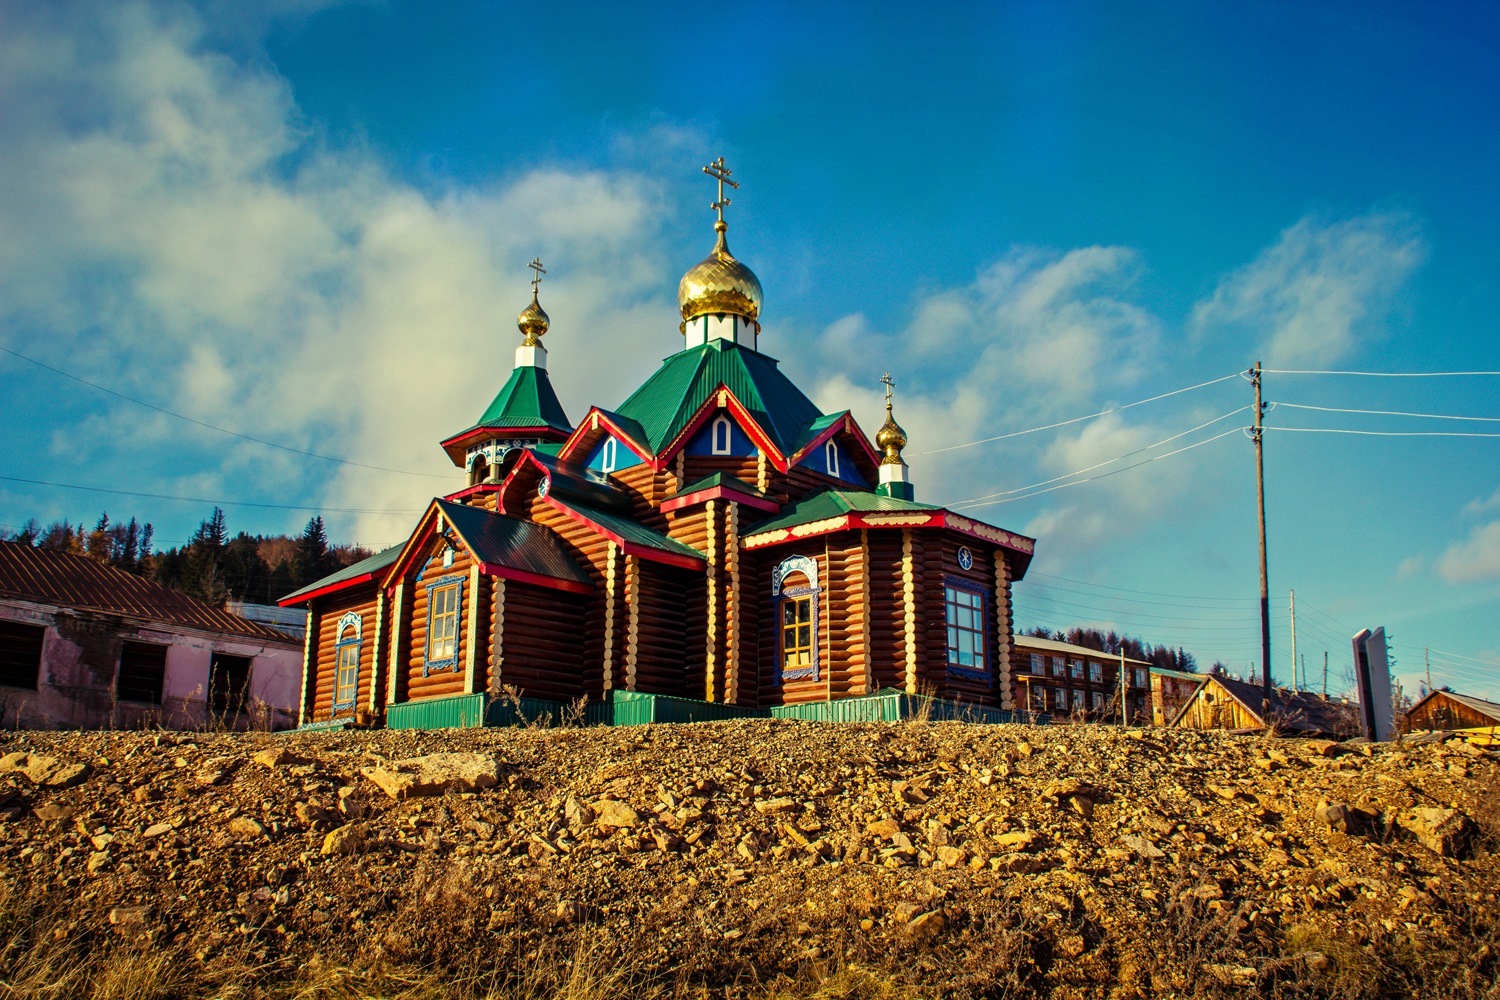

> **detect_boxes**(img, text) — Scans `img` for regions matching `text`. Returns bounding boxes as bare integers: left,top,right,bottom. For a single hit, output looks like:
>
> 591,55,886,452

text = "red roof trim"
380,510,441,592
275,572,377,606
785,412,883,472
440,425,566,450
443,484,502,503
476,562,592,596
659,484,781,515
740,508,1037,556
542,496,705,570
557,408,654,466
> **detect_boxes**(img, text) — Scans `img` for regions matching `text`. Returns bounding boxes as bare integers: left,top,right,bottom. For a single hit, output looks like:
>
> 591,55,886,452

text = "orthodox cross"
881,371,895,407
703,157,739,225
527,257,546,295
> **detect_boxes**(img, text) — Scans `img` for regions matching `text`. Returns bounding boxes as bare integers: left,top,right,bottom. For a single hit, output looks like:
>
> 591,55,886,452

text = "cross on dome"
527,257,546,294
703,157,739,229
880,371,895,408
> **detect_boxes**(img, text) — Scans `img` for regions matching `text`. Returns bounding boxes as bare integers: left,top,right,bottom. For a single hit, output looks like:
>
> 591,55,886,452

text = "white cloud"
1463,485,1500,517
1190,213,1425,367
1437,521,1500,584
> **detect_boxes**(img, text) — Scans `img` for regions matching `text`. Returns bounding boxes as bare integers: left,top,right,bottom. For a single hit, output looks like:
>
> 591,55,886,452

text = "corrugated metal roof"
614,341,825,455
519,451,634,512
743,489,941,537
1013,635,1154,666
279,544,402,605
0,541,295,643
468,365,573,434
438,501,594,588
667,472,771,500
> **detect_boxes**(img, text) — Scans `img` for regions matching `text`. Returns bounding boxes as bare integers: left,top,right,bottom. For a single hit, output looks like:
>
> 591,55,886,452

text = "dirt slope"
0,721,1497,999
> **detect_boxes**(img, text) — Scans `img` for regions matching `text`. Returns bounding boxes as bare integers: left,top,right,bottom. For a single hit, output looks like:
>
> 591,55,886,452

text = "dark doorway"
209,653,252,718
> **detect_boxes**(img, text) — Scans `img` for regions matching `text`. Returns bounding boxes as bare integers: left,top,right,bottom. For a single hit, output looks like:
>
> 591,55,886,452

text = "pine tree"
293,516,331,588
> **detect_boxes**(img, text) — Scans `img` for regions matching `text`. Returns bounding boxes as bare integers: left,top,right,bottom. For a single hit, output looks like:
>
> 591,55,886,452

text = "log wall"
1406,692,1500,732
490,580,590,703
528,496,612,698
305,585,383,723
402,541,477,703
928,536,998,707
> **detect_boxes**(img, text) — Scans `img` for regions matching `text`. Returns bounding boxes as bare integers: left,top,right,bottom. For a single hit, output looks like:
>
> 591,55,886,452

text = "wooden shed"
1170,672,1358,737
1404,689,1500,733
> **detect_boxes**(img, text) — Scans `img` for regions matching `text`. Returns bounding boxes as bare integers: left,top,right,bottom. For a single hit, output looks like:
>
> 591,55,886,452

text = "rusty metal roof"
0,541,296,643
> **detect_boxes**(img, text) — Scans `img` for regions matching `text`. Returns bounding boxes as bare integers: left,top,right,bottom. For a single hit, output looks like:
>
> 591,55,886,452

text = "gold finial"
876,371,908,466
517,257,550,346
703,156,739,233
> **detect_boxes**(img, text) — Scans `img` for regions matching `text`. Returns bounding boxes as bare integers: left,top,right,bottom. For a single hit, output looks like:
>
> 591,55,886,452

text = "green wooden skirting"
385,688,1048,731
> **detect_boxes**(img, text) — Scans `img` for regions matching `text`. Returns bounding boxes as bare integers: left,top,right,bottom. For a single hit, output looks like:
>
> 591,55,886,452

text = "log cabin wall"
994,549,1016,711
305,585,383,723
611,464,677,533
1175,679,1261,730
932,535,999,707
765,464,851,502
403,541,477,703
491,580,590,703
823,530,871,701
663,506,711,700
629,560,697,697
864,530,908,693
684,456,762,491
912,531,945,698
528,496,613,697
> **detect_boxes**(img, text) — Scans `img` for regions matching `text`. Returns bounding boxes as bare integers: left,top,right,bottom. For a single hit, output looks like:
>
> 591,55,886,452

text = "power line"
1023,570,1257,604
0,344,451,480
1268,426,1500,439
1262,369,1500,377
913,372,1240,456
1425,647,1500,669
1018,579,1256,616
951,426,1241,510
0,473,424,516
1275,402,1500,423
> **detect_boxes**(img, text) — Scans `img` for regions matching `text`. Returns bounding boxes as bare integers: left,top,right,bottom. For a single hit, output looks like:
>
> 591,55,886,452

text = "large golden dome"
517,292,549,346
678,222,763,326
876,404,908,466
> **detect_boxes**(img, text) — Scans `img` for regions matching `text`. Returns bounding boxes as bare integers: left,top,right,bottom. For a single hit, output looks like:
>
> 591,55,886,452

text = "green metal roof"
466,365,572,435
613,341,825,455
278,544,403,604
549,497,706,563
437,500,594,588
743,489,940,537
668,472,771,500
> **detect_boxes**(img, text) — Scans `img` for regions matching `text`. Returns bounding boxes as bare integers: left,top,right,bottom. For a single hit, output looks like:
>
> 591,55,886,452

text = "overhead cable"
0,473,424,516
1275,402,1500,423
912,372,1240,456
1267,427,1500,439
0,344,452,480
1023,571,1257,604
1261,369,1500,377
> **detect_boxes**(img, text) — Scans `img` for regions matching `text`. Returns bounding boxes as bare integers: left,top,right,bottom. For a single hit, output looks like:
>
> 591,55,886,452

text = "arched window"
824,439,840,477
712,414,732,455
469,455,490,486
333,612,362,714
600,437,617,473
772,555,820,683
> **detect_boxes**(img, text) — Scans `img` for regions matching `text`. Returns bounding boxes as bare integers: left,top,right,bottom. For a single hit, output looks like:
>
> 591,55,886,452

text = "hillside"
0,721,1496,999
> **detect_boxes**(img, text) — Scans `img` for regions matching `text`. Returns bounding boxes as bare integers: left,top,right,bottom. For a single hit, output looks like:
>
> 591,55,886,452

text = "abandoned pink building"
0,542,303,729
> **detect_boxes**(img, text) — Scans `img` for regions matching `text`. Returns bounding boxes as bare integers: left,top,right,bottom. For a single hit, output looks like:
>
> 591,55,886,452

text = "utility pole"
1119,648,1127,727
1425,646,1432,695
1322,651,1329,700
1289,589,1298,691
1252,362,1272,709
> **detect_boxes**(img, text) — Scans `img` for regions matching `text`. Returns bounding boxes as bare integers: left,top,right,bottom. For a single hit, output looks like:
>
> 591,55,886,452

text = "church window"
825,440,840,477
600,437,618,473
424,577,463,674
772,555,820,683
943,578,988,682
333,613,361,714
711,415,732,455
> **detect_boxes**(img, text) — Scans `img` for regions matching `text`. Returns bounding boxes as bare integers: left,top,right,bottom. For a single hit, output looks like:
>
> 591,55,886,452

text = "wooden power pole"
1252,362,1272,709
1289,589,1298,691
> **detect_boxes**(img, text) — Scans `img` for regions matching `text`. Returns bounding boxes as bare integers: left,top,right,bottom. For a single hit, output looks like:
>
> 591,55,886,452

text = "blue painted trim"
423,574,465,677
941,575,991,687
332,611,363,713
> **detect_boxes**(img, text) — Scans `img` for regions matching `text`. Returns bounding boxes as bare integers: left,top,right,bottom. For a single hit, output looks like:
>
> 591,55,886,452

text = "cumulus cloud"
1190,213,1425,367
0,1,679,545
1438,521,1500,584
1463,485,1500,517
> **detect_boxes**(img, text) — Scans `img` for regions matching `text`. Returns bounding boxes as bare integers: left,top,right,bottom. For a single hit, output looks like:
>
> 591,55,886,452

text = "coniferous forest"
2,508,371,607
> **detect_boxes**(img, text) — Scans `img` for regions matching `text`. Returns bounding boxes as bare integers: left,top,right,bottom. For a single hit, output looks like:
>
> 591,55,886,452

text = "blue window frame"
772,555,820,683
423,574,464,676
943,576,990,684
332,611,361,714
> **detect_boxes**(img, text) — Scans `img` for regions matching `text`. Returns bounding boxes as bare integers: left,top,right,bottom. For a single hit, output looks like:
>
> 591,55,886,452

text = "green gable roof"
613,341,825,456
467,365,572,435
743,489,940,538
548,497,706,563
436,500,594,589
667,472,771,501
278,544,402,605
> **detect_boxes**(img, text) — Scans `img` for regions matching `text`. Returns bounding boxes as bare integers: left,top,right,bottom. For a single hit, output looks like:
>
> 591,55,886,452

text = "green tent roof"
463,365,572,435
613,341,825,455
743,489,940,537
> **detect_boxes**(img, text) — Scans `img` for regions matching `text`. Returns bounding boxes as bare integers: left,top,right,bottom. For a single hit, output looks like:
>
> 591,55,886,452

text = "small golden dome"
876,404,908,466
678,222,763,326
517,292,549,346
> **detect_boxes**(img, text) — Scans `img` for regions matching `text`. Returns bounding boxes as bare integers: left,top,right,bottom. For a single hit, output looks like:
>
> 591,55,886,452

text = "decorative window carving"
943,576,989,683
825,439,840,477
773,555,820,683
424,576,464,676
333,611,361,714
711,414,732,455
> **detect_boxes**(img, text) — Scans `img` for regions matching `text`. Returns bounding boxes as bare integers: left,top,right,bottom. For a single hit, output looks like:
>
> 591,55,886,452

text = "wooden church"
280,159,1036,726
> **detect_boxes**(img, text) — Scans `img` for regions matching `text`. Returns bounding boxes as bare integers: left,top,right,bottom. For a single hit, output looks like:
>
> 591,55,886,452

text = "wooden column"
387,582,408,706
858,530,873,695
724,503,741,704
704,500,719,702
995,552,1015,710
603,542,620,692
369,591,386,716
625,555,640,691
463,564,482,694
489,578,506,696
901,528,917,694
297,607,315,728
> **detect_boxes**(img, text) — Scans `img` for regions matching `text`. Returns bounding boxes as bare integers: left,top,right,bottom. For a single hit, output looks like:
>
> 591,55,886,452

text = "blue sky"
1,0,1497,698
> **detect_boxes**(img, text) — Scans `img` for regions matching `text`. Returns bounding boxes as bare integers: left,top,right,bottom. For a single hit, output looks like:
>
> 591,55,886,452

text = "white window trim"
601,437,617,473
825,439,840,477
711,414,732,456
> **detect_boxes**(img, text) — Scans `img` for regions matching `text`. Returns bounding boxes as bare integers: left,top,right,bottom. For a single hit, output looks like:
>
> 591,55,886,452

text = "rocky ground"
0,720,1496,999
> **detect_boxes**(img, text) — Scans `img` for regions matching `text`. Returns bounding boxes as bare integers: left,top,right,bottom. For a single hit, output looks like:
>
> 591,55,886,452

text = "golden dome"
517,292,549,346
678,222,763,326
876,403,908,466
